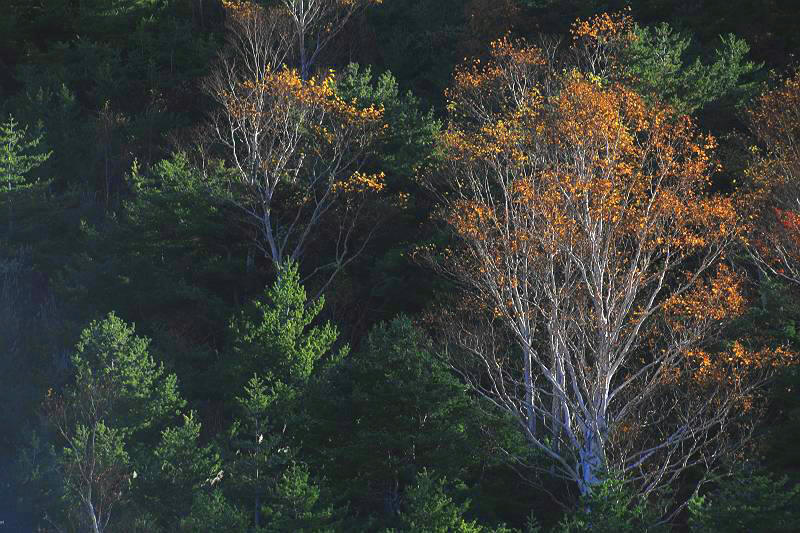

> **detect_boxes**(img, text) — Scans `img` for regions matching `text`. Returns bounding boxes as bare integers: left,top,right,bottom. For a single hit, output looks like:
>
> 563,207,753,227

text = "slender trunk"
577,426,604,496
86,499,102,533
551,344,566,452
5,177,11,237
522,341,537,437
299,27,310,81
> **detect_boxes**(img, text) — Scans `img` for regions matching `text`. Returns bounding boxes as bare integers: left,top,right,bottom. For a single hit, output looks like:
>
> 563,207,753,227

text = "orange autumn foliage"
571,10,634,43
441,66,737,306
571,9,635,76
426,27,793,497
208,0,387,272
223,68,383,125
663,265,746,325
746,70,800,283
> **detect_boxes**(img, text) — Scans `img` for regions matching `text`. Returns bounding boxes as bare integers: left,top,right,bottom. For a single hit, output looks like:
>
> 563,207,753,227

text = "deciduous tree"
426,32,791,504
745,70,800,285
276,0,385,81
208,1,387,288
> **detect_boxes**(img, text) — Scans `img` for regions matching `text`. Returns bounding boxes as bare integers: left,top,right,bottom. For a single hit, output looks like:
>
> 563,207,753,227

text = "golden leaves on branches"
744,70,800,281
222,68,383,125
424,12,798,497
448,200,495,241
431,29,788,382
440,46,737,265
663,265,746,325
571,9,634,44
684,344,794,406
222,0,258,19
209,0,389,269
331,170,386,194
215,65,385,199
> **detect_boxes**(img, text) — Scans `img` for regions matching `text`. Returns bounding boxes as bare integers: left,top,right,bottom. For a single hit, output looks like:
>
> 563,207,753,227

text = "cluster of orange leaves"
444,60,734,257
438,29,795,383
447,36,545,104
745,71,800,269
662,264,746,325
448,200,496,241
571,9,635,44
226,68,383,124
221,0,261,19
685,344,794,396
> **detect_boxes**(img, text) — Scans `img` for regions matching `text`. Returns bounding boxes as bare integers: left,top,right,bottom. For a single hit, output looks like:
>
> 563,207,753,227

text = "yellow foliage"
331,171,386,194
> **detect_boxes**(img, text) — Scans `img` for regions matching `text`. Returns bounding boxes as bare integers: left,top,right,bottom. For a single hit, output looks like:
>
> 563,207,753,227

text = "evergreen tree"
260,462,346,533
181,489,250,533
224,266,346,528
553,477,668,533
0,114,50,193
226,375,290,530
225,260,345,400
623,23,761,117
304,316,480,519
0,114,51,235
688,468,800,532
44,312,184,531
388,469,513,533
143,411,222,528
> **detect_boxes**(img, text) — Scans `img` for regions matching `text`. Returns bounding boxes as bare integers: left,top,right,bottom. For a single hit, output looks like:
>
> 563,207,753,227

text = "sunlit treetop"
442,62,734,263
222,68,384,125
571,9,634,43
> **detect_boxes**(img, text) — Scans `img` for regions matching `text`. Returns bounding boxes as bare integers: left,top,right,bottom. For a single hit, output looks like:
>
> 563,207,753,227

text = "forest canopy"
2,1,800,531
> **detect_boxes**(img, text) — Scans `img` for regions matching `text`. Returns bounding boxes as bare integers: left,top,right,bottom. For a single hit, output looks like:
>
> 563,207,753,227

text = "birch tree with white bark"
425,32,793,503
206,1,387,288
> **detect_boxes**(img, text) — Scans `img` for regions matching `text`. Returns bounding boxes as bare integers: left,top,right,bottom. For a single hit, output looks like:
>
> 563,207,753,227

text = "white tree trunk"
577,429,604,496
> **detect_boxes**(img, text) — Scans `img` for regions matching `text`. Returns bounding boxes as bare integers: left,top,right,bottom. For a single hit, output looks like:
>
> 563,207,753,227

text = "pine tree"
226,260,345,398
0,115,50,193
44,312,185,532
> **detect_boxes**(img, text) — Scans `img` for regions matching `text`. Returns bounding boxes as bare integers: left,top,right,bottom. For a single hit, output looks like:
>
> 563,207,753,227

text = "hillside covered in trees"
2,1,800,531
